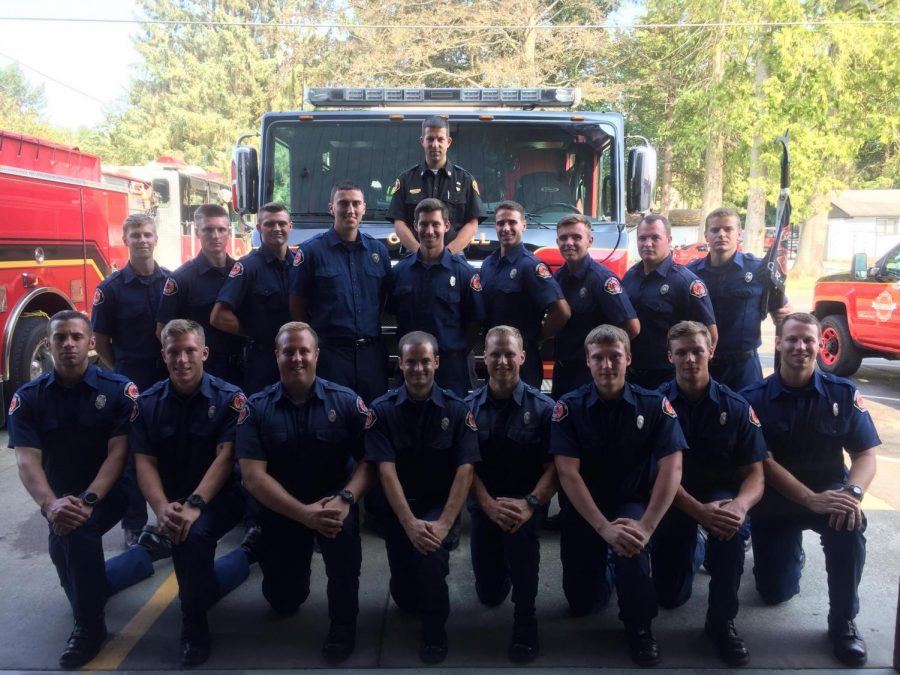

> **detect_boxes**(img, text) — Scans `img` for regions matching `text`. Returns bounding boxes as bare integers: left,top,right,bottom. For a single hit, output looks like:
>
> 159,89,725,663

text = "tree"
0,64,53,137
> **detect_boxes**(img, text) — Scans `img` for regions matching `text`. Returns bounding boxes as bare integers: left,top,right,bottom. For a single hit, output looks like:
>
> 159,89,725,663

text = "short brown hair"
704,207,741,230
194,203,229,225
122,213,156,237
275,321,319,347
495,200,526,220
584,324,631,356
638,213,670,236
414,198,449,224
667,320,711,349
485,325,524,351
49,310,91,337
777,312,822,337
399,330,439,356
556,214,592,232
161,318,206,347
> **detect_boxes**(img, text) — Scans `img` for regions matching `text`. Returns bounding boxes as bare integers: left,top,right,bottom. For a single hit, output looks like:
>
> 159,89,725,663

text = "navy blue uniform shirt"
741,371,880,493
215,245,294,349
554,256,636,363
130,372,244,501
91,261,170,389
7,364,137,497
236,378,368,505
387,248,485,353
386,163,487,236
480,242,565,343
289,228,390,340
658,378,767,497
622,255,716,371
156,253,245,372
465,380,554,498
550,382,686,512
364,385,480,511
688,251,785,355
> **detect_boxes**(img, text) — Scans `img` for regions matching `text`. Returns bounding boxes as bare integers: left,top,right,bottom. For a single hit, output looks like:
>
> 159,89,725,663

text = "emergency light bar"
306,87,581,108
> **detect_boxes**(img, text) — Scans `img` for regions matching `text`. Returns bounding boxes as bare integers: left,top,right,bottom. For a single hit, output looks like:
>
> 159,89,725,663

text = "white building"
827,190,900,262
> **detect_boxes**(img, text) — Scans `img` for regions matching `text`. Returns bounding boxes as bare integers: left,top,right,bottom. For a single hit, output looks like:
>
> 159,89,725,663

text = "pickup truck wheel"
818,314,862,377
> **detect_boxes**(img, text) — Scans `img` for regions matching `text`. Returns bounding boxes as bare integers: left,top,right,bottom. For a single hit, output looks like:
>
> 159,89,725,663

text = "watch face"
81,492,98,506
188,495,206,508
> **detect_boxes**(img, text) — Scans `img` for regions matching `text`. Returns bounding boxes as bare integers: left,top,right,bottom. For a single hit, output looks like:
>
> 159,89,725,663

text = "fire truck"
104,157,250,270
230,88,656,377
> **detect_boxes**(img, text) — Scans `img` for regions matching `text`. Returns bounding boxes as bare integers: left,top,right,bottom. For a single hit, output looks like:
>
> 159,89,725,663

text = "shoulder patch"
387,178,400,196
8,392,21,416
689,280,708,298
748,406,761,427
465,411,478,431
535,263,552,279
163,277,178,296
365,407,377,430
124,382,140,401
470,273,482,292
230,393,247,413
551,400,569,422
92,288,105,306
471,178,480,196
228,261,244,278
130,403,140,423
293,247,304,266
661,397,677,418
853,390,867,413
604,276,622,295
356,396,369,416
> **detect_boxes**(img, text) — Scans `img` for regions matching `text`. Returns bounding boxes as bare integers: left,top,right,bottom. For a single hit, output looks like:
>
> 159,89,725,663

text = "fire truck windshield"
264,118,616,228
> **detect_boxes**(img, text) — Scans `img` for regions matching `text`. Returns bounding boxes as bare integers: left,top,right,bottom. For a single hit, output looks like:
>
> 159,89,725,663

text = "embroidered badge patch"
124,382,140,401
465,411,478,431
228,262,244,278
8,393,20,416
689,280,708,298
470,274,482,291
749,407,761,427
853,390,867,412
535,263,552,279
661,397,677,418
163,277,178,296
551,400,568,422
604,277,622,295
92,288,105,306
293,248,304,266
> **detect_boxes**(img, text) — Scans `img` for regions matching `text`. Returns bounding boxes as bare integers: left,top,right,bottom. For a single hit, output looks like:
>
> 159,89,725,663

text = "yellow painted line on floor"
862,492,893,511
85,571,179,671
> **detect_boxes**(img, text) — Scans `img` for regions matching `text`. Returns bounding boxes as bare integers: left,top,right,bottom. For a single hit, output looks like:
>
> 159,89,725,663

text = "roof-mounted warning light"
306,87,581,108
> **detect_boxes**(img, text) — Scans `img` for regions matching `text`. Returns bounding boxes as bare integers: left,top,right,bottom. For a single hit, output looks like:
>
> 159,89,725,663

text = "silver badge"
636,414,644,429
833,402,839,417
524,411,531,425
510,268,517,279
660,284,669,295
720,411,727,426
328,409,337,422
579,287,587,298
449,276,456,287
94,394,106,410
208,405,216,419
744,272,753,283
372,253,380,264
441,417,450,431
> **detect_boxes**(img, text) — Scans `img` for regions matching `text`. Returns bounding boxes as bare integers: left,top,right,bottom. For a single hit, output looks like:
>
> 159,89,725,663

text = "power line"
0,16,898,30
0,50,109,105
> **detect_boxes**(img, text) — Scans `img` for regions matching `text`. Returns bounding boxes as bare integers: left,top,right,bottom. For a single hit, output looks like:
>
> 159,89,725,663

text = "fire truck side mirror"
626,145,657,214
851,252,868,279
232,146,259,215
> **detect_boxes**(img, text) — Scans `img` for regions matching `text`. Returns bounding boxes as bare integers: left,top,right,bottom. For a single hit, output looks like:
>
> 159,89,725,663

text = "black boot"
508,615,539,663
59,623,107,669
705,619,749,666
180,614,211,667
828,618,867,667
625,623,660,666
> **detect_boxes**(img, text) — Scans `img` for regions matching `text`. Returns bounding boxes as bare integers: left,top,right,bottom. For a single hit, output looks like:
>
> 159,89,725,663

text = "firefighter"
651,321,766,666
741,312,879,667
480,200,571,388
156,204,246,387
131,319,251,666
211,202,294,395
91,213,169,547
551,324,684,666
465,325,556,663
289,181,391,404
687,207,792,391
386,115,486,255
386,197,485,396
622,214,718,390
364,331,479,664
7,310,154,668
552,213,639,398
237,322,373,662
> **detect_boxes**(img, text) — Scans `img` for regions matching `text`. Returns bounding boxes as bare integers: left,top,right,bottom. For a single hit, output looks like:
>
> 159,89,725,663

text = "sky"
0,1,140,129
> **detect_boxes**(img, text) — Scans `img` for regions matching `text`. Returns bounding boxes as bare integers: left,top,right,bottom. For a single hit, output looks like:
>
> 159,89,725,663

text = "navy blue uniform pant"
172,484,249,620
751,509,866,623
318,342,388,404
710,352,763,392
49,485,154,628
243,345,279,395
258,506,362,626
560,502,655,626
384,506,451,630
119,452,149,532
651,494,749,624
469,505,542,618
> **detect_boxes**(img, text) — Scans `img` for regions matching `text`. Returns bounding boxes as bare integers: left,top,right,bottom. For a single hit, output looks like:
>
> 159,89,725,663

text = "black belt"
323,336,379,349
712,350,756,364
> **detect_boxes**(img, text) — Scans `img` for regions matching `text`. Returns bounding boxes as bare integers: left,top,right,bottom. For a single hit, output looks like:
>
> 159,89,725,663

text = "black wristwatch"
79,491,99,507
525,494,540,511
186,494,207,510
844,484,864,501
337,489,355,505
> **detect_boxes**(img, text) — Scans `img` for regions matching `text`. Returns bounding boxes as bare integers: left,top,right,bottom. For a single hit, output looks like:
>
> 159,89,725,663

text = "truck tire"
7,315,53,402
818,314,863,377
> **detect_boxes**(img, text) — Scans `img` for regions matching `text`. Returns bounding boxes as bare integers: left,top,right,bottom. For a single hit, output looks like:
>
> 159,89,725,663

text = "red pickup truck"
813,243,900,376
